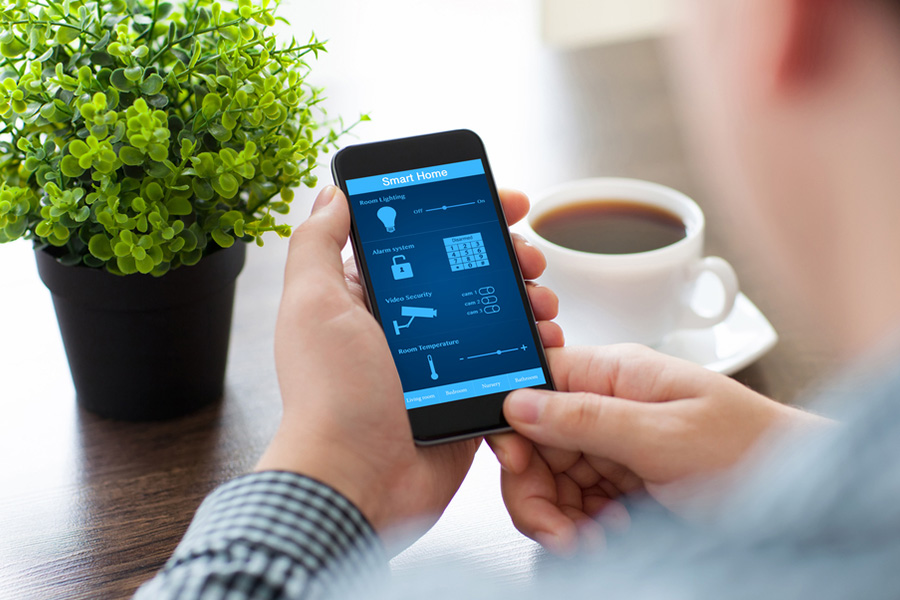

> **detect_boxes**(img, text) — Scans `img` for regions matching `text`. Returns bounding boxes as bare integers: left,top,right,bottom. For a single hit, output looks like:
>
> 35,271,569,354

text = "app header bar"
346,159,485,195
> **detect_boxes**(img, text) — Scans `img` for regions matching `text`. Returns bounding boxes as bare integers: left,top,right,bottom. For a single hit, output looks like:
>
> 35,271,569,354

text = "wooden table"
0,5,838,597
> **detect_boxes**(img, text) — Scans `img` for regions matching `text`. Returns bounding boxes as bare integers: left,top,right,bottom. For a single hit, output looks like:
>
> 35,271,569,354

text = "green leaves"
179,138,196,161
110,68,133,91
119,146,144,166
212,173,238,198
0,37,27,58
34,184,87,246
140,73,164,95
166,197,192,215
54,26,80,45
89,234,114,260
112,230,163,274
211,228,234,248
124,66,144,82
124,98,171,162
68,136,120,174
207,122,231,142
0,0,363,276
0,185,38,244
60,155,85,178
201,93,222,118
154,2,175,20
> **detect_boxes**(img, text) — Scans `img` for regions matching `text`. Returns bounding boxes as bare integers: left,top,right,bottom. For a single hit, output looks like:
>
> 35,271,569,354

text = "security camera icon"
393,306,437,335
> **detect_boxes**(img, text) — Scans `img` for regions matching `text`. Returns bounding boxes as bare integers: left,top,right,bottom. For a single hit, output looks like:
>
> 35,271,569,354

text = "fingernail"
534,531,564,554
578,520,606,553
495,449,511,471
534,531,571,556
599,503,631,534
311,185,337,214
506,389,547,425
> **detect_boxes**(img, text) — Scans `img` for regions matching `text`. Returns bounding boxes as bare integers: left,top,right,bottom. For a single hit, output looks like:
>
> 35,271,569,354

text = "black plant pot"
36,243,246,421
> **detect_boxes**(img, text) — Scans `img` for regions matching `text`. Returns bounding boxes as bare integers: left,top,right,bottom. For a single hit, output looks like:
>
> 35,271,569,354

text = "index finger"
486,432,533,474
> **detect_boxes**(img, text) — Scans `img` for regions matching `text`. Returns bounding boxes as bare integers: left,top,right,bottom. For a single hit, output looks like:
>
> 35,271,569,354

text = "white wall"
541,0,673,47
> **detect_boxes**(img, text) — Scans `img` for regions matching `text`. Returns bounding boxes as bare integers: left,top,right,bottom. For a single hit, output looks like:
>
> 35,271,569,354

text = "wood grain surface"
0,7,838,597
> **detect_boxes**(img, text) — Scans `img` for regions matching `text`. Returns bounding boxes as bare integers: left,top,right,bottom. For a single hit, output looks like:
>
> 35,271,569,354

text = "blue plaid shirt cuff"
134,470,386,599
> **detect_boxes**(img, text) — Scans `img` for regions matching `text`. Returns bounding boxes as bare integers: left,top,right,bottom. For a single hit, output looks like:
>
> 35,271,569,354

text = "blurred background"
0,1,841,595
1,0,830,407
1,0,691,410
290,0,676,197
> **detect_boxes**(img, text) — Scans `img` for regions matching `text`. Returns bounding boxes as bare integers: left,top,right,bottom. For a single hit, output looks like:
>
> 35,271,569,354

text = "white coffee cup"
523,178,739,347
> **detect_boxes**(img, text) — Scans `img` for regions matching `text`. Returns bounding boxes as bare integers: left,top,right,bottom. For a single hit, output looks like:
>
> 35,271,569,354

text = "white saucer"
554,281,778,375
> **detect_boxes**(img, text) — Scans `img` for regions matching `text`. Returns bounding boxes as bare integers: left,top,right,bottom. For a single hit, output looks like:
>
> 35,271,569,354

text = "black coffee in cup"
532,200,687,254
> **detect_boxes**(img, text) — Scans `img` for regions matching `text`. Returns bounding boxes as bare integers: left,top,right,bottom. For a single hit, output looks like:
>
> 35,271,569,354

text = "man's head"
670,0,900,356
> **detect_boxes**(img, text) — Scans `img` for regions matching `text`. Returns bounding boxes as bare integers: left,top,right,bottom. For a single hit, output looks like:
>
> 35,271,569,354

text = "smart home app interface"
345,159,547,409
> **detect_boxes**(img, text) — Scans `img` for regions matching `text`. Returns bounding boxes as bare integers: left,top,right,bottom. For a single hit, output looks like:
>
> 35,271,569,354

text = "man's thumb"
284,186,351,289
504,388,655,465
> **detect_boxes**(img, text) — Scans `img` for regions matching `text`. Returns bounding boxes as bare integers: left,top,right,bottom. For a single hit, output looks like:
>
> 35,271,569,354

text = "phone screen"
343,156,547,412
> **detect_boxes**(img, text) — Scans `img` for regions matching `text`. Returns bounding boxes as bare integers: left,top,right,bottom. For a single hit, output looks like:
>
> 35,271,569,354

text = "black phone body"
331,130,554,445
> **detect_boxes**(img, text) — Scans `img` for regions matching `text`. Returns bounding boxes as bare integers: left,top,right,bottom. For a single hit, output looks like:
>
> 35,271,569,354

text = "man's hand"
488,344,828,555
256,185,563,534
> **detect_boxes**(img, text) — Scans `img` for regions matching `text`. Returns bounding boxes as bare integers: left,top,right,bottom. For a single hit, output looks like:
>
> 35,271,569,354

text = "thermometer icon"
427,355,439,380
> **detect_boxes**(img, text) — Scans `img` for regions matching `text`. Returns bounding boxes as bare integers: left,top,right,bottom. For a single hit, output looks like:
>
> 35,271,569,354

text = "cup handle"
677,256,739,330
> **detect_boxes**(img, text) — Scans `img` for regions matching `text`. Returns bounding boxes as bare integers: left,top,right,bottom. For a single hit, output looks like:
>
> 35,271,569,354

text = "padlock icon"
391,254,414,280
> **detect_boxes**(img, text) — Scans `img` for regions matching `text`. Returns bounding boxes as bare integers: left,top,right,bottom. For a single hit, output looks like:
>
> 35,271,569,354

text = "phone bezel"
332,129,554,445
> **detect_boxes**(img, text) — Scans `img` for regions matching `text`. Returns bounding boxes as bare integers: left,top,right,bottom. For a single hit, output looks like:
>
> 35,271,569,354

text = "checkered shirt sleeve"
133,470,385,600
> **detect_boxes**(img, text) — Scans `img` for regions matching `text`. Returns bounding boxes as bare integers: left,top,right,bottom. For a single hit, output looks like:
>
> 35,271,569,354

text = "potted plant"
0,0,362,419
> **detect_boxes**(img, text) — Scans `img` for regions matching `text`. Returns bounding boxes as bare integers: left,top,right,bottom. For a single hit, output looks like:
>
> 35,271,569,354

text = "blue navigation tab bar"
404,367,546,409
346,159,485,196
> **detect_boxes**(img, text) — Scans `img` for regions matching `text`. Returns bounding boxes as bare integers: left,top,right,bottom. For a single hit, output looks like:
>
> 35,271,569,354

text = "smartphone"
331,130,554,445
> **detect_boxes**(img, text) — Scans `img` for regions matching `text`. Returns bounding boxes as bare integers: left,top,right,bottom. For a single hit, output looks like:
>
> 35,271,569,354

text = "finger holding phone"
256,175,563,535
332,130,557,445
488,344,831,555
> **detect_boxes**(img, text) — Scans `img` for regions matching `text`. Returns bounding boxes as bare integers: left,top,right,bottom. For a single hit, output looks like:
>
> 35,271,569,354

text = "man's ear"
769,0,844,90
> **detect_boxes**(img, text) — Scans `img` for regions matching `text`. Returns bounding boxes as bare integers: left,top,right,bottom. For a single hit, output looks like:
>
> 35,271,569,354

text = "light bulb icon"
377,206,397,233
